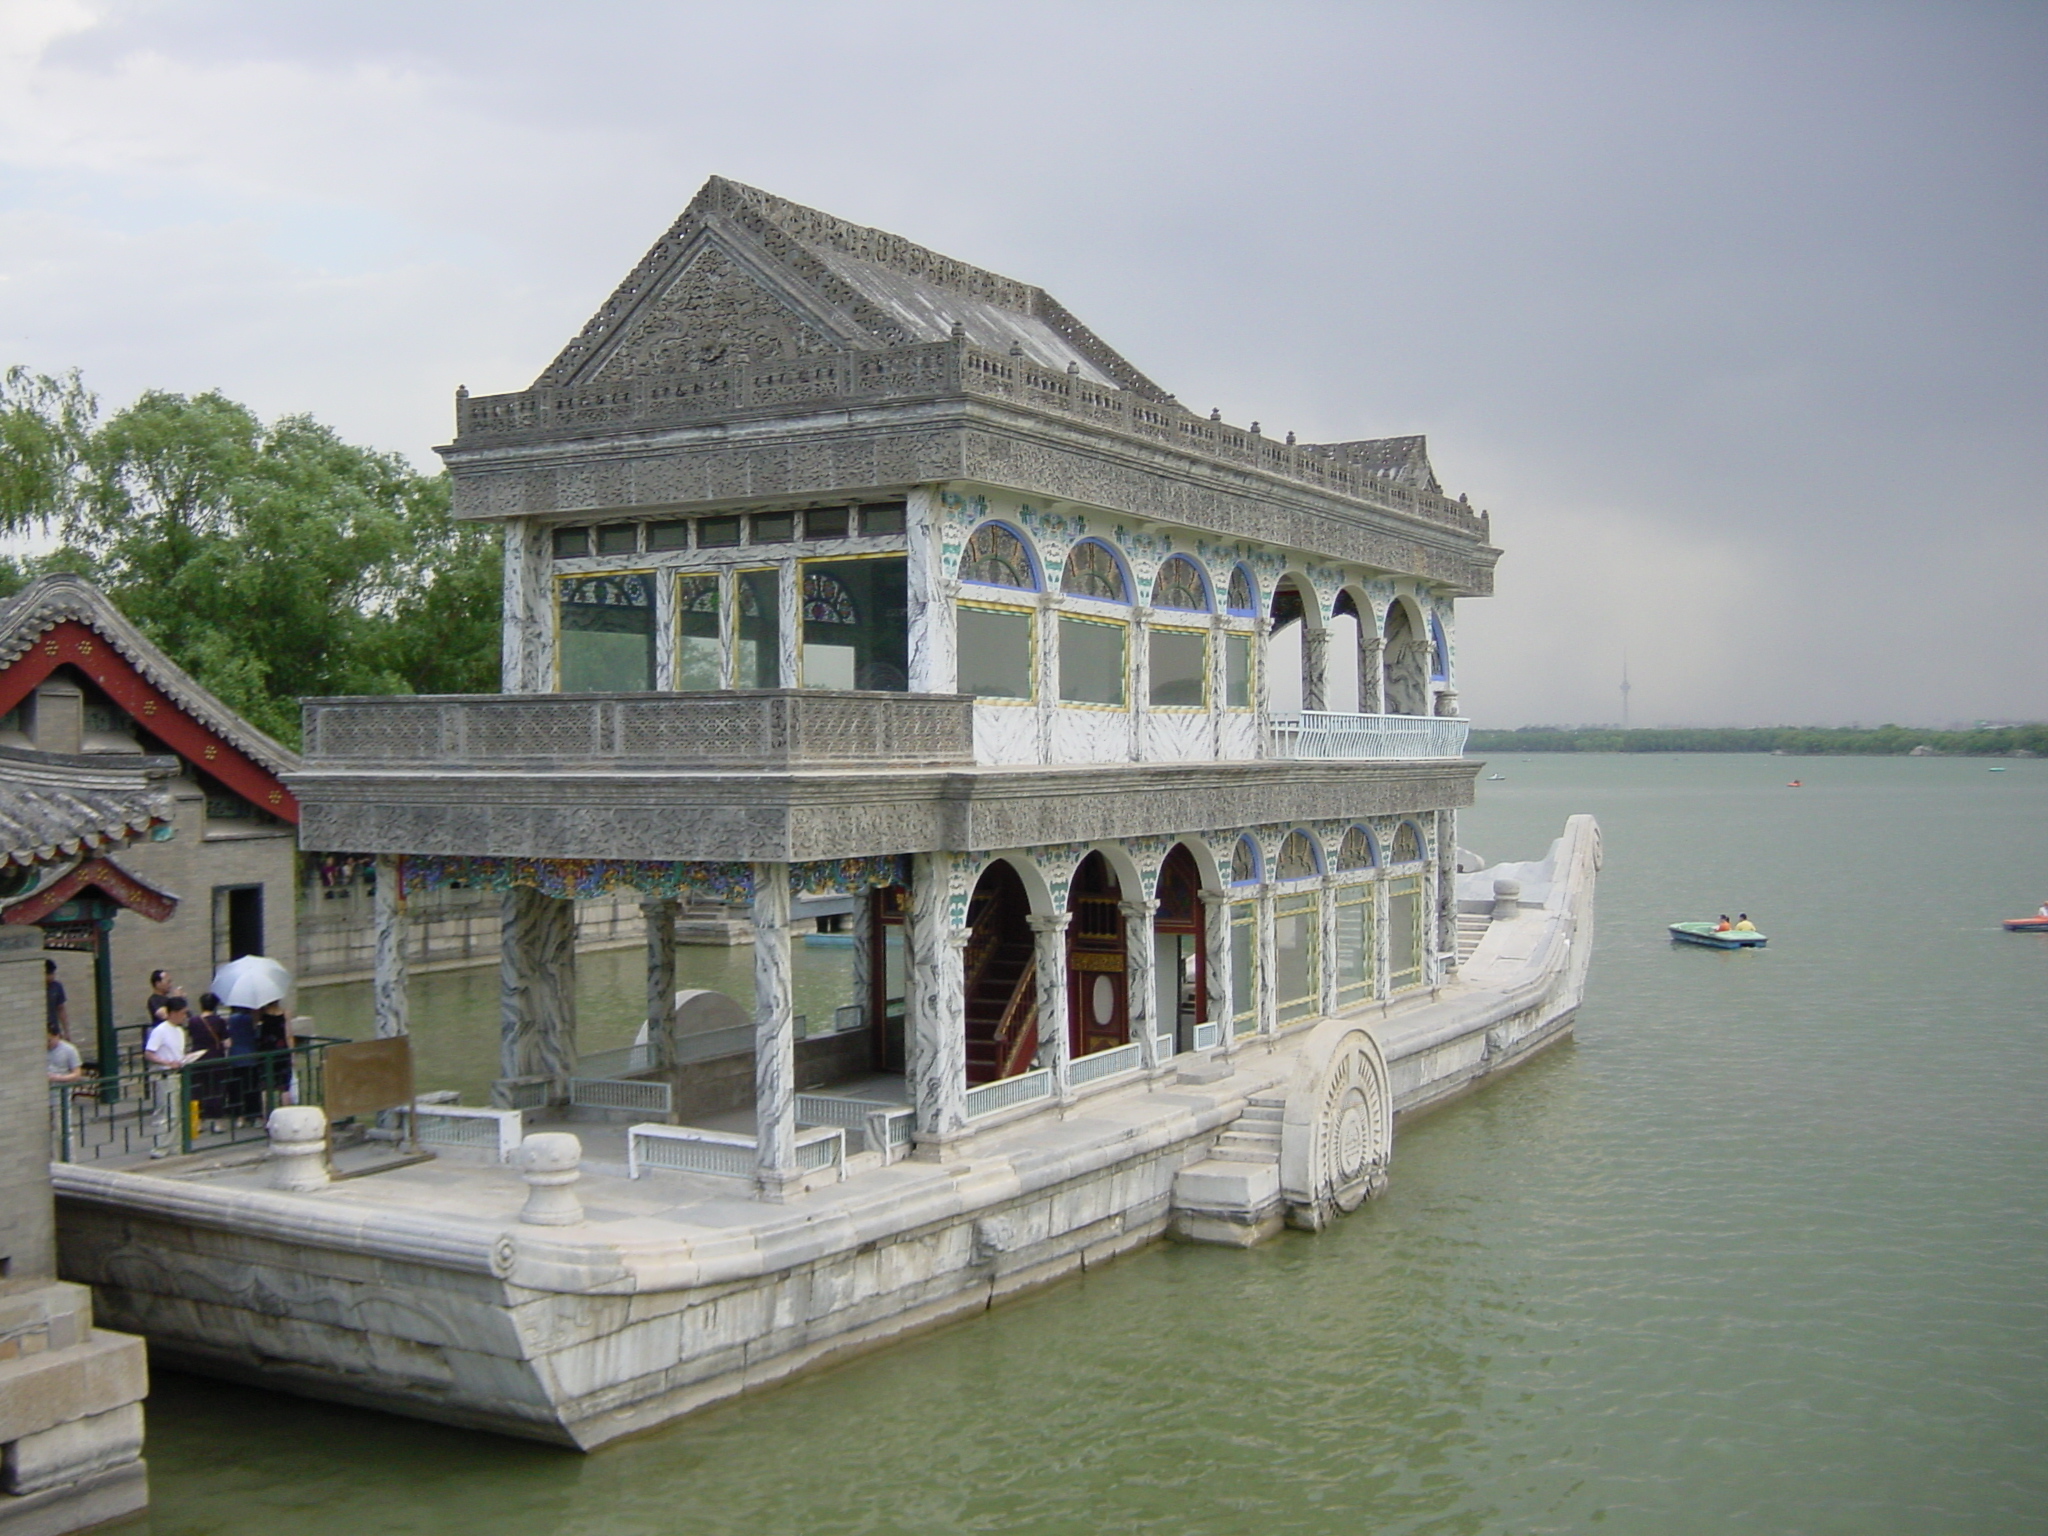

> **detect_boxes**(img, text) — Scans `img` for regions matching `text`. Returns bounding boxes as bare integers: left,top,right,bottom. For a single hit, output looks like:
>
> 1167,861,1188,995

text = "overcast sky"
2,0,2041,727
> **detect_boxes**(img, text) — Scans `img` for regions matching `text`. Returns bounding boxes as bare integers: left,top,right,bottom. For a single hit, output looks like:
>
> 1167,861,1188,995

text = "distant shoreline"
1467,724,2045,757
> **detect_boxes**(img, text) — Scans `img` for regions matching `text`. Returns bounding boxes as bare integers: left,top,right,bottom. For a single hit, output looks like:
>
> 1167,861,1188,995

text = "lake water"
117,755,2048,1534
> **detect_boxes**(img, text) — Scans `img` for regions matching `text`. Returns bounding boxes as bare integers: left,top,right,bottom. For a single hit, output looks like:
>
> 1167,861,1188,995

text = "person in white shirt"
144,997,193,1158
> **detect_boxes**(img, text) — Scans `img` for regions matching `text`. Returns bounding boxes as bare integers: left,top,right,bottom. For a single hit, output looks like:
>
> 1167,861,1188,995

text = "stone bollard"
1492,878,1522,922
266,1106,330,1192
517,1133,584,1226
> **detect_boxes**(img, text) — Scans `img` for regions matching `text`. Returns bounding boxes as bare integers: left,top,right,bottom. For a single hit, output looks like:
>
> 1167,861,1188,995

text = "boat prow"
2002,915,2048,933
1669,921,1767,949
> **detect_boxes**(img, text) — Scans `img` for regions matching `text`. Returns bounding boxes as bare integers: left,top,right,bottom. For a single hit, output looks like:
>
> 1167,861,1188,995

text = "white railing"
1193,1020,1223,1052
1269,713,1468,760
404,1104,524,1161
796,1093,915,1161
963,1067,1054,1120
569,1077,674,1116
1070,1042,1145,1087
628,1122,846,1182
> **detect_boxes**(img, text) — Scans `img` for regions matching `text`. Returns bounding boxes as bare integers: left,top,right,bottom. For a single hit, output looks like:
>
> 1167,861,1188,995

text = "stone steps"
1456,912,1490,963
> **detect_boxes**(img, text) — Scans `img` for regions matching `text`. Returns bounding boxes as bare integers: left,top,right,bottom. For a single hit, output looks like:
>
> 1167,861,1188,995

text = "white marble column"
1252,617,1273,757
1200,888,1233,1059
1302,623,1329,712
641,898,677,1067
501,887,577,1087
1360,631,1386,714
776,561,801,690
909,852,967,1140
502,519,554,694
1036,593,1061,763
1373,878,1393,1002
905,487,957,694
849,888,875,1031
1319,876,1341,1017
1128,606,1151,762
1208,614,1229,759
1430,812,1454,987
751,863,797,1199
1028,912,1073,1102
1122,897,1162,1071
1255,889,1278,1038
372,854,409,1039
717,568,738,689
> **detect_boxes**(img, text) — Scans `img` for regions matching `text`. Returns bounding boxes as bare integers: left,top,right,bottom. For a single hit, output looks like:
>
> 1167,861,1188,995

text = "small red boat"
2003,915,2048,932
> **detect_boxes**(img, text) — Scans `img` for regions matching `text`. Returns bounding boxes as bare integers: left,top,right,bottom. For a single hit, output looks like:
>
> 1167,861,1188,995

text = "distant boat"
1787,780,1803,787
1669,922,1768,949
2003,915,2048,933
1989,766,2007,772
1487,773,1506,781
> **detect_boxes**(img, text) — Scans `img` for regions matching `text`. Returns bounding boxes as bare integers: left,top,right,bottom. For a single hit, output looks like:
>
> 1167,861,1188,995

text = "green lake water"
119,755,2048,1534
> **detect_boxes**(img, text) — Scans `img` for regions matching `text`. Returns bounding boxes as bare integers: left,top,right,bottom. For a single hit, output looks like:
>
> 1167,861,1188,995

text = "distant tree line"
1467,724,2047,757
0,366,500,747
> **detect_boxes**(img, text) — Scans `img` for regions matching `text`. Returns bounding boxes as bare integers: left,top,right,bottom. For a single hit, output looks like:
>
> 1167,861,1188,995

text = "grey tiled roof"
0,744,178,868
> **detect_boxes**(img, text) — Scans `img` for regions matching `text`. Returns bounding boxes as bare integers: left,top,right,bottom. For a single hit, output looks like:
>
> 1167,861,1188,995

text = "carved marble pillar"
1209,614,1229,759
1302,624,1329,713
849,888,875,1031
1252,617,1273,757
776,561,801,690
1432,812,1457,986
502,519,553,694
1360,632,1386,714
1319,876,1341,1017
1028,912,1073,1102
501,887,577,1086
1200,888,1233,1059
372,854,408,1039
1036,593,1061,763
1122,897,1162,1070
1373,878,1393,1002
641,899,677,1067
1128,606,1151,762
1255,888,1278,1038
717,568,738,689
906,487,957,694
909,852,967,1140
752,864,797,1198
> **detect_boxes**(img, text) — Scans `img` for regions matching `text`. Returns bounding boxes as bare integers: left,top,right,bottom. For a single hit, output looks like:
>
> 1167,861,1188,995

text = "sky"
1,0,2041,728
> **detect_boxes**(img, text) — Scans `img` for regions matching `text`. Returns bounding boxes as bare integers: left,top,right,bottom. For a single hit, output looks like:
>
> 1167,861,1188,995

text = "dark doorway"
963,862,1036,1085
1067,852,1128,1059
212,884,264,966
1153,845,1207,1056
868,884,908,1073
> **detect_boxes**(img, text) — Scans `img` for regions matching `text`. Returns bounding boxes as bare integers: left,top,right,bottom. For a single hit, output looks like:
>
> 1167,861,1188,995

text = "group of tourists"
1713,914,1758,932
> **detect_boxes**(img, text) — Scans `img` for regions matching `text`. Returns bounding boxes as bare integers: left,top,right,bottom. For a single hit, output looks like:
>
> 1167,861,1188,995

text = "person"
1734,913,1757,932
225,1004,264,1125
143,996,195,1158
144,969,176,1026
1714,915,1732,932
188,992,233,1135
2038,901,2048,919
253,998,295,1106
46,1021,83,1084
45,958,68,1041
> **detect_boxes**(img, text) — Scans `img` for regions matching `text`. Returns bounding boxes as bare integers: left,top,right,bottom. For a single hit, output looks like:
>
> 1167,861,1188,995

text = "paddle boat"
2003,914,2048,933
1669,921,1768,949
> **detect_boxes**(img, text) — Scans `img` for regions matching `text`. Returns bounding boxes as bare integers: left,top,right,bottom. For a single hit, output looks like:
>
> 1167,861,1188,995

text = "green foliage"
1468,724,2048,757
0,370,500,745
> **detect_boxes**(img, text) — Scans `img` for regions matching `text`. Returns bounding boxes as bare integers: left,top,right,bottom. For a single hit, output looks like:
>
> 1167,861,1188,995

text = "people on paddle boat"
2038,901,2048,918
1733,914,1756,932
1715,915,1733,932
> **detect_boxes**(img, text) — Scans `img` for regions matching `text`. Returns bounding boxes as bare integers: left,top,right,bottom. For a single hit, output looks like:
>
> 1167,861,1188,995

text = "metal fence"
627,1122,846,1182
963,1068,1054,1120
795,1094,915,1161
568,1076,675,1118
402,1104,524,1161
1269,712,1469,761
1069,1042,1145,1088
50,1038,347,1163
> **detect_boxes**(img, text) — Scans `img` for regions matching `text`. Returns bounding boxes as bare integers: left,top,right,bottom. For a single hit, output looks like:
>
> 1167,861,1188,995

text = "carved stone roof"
0,744,177,869
536,177,1171,400
1299,436,1441,495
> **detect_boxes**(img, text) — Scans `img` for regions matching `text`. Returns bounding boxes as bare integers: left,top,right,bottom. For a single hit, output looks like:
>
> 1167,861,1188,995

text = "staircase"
1209,1092,1285,1164
964,940,1036,1085
1456,911,1491,964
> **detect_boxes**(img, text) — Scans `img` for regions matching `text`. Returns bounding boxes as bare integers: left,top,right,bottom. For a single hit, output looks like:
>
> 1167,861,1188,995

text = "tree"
0,371,500,745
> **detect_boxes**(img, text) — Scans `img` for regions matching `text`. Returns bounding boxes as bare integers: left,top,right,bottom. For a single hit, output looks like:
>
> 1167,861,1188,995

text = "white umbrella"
209,955,292,1010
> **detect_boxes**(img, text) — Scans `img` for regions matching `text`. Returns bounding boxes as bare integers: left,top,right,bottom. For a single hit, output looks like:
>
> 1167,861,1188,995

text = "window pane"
1275,894,1320,1023
1230,904,1257,1032
805,507,849,539
752,512,796,543
859,502,905,536
676,574,721,690
558,573,654,691
801,557,907,691
1388,877,1424,991
958,607,1033,700
1149,628,1206,707
1224,633,1252,708
699,516,741,548
595,524,637,556
648,520,690,552
1335,887,1373,1005
737,570,780,688
1059,617,1126,706
552,527,589,559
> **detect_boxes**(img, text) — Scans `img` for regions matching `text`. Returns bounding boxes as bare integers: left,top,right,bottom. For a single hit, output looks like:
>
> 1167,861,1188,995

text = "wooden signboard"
323,1037,415,1122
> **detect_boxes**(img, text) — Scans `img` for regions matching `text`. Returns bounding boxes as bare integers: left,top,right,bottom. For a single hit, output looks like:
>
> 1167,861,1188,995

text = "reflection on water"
125,758,2048,1533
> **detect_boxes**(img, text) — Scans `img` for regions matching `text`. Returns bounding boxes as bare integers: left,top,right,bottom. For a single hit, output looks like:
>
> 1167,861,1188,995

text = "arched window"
1337,826,1376,872
1429,613,1449,681
1391,822,1425,864
1151,556,1209,612
960,523,1037,590
1230,836,1261,886
1061,540,1128,602
1226,566,1256,615
1276,830,1321,882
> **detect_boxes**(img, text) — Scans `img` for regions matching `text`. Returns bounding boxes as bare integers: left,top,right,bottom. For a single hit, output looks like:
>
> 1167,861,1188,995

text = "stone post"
1435,810,1459,982
502,519,553,694
1209,613,1229,759
641,898,677,1067
1374,879,1393,1001
1200,888,1234,1058
1128,605,1151,762
266,1106,329,1192
1255,888,1278,1038
1492,879,1522,922
1360,629,1385,714
372,853,409,1039
905,486,957,694
751,862,798,1199
501,886,577,1088
517,1132,584,1226
1036,592,1061,763
849,887,875,1032
1319,876,1341,1017
776,562,801,689
1302,623,1328,712
1122,897,1163,1071
909,852,967,1141
1252,616,1273,757
1028,912,1073,1103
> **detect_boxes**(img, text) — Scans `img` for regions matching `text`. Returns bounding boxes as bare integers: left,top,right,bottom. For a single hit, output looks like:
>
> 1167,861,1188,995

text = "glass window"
558,573,655,692
1276,831,1320,881
1275,891,1321,1024
1392,822,1425,864
805,507,849,539
859,501,906,536
1387,875,1424,992
1230,837,1259,886
699,515,742,548
961,524,1036,590
1058,616,1126,706
1224,633,1252,709
552,527,590,559
1229,901,1258,1035
1226,566,1255,614
1335,883,1374,1008
675,574,721,691
1148,628,1206,707
958,606,1033,700
752,511,797,543
1152,557,1208,612
736,569,781,688
648,520,690,552
801,557,907,690
595,523,637,556
1061,540,1128,602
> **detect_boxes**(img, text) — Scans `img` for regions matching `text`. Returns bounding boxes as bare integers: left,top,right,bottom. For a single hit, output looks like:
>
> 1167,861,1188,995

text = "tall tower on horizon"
1620,653,1632,730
